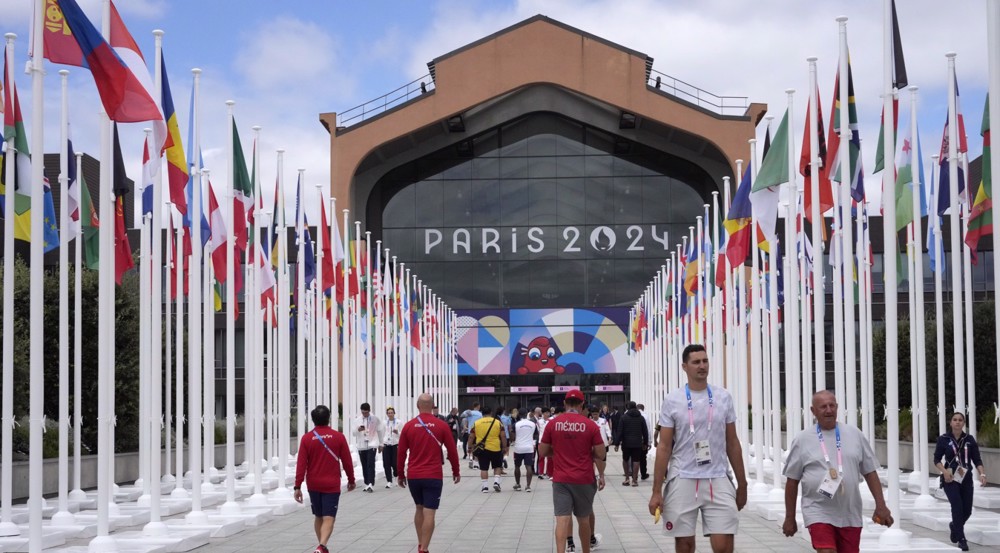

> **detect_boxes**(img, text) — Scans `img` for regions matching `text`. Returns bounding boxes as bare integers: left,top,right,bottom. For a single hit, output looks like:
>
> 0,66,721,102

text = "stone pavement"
115,449,986,553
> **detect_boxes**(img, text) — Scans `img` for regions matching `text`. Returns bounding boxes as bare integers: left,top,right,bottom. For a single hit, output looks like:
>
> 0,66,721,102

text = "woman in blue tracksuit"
933,411,987,552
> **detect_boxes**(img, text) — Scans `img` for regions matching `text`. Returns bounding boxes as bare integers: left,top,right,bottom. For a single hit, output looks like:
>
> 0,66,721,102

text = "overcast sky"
3,0,992,230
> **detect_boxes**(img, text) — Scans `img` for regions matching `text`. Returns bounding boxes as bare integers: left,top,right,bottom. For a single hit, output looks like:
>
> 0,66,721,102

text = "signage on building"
595,385,625,392
551,386,580,392
466,386,495,393
510,386,539,393
423,225,671,257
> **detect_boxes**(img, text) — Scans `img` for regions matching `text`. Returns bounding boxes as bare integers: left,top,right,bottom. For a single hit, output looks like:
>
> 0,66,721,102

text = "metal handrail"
647,69,748,116
337,75,435,128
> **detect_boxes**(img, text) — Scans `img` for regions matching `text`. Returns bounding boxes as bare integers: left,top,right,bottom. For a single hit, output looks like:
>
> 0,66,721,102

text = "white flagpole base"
876,528,910,548
87,534,119,553
219,501,241,516
136,494,151,508
906,471,925,490
766,486,784,502
68,488,87,501
170,487,191,499
142,520,168,537
270,487,292,500
246,493,268,508
912,493,937,509
107,502,120,517
0,521,20,537
161,473,176,484
51,510,76,526
184,510,209,526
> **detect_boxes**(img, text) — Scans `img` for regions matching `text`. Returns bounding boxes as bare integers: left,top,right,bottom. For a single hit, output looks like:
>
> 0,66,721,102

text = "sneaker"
591,533,602,550
958,539,969,552
481,486,489,494
385,482,392,489
365,484,374,493
513,483,522,491
493,482,502,493
641,474,650,480
314,545,329,553
566,538,576,553
525,486,532,493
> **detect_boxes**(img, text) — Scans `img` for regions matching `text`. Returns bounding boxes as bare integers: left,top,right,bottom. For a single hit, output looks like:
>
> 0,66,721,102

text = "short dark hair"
555,406,565,413
472,401,480,408
312,405,331,427
637,403,645,410
626,401,637,410
481,405,493,415
950,411,967,422
682,343,707,363
360,402,371,411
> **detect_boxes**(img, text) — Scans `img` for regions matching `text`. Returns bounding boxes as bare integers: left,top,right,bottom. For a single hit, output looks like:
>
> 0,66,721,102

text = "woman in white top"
592,408,613,446
382,407,401,488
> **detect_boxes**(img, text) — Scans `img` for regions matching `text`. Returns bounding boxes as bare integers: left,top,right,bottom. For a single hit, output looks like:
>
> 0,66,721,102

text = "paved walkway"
171,450,987,553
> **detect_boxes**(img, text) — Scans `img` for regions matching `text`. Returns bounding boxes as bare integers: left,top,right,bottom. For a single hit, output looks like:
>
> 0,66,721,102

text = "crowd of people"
292,343,988,553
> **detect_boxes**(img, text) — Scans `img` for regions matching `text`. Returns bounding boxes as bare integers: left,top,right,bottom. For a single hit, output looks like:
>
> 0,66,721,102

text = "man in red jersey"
539,390,607,553
398,393,461,553
294,405,356,553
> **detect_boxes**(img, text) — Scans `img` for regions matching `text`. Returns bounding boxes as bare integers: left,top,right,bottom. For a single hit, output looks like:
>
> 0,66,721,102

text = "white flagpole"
365,232,374,400
881,0,903,537
0,33,18,539
296,170,307,444
330,197,340,430
748,136,767,495
136,206,149,503
988,0,1000,450
52,68,74,526
221,100,240,516
70,151,86,503
165,206,174,485
946,53,966,420
203,173,218,488
931,155,946,436
786,194,801,437
248,126,266,505
768,235,781,497
273,150,293,499
808,59,825,393
908,86,933,504
961,155,976,438
173,215,186,497
837,17,858,426
186,66,207,523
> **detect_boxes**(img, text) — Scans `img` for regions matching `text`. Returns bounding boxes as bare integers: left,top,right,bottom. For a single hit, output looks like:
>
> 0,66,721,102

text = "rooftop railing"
647,69,748,116
336,75,435,129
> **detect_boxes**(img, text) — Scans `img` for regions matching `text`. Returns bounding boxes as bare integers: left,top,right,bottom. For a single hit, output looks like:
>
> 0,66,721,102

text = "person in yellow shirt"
469,405,508,493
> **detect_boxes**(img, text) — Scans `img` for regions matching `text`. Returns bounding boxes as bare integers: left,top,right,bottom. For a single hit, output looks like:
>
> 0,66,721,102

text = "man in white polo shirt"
648,344,747,553
511,411,538,492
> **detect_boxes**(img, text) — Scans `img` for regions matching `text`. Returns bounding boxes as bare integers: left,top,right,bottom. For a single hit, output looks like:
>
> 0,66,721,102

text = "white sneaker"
481,486,489,494
385,482,391,489
590,533,602,550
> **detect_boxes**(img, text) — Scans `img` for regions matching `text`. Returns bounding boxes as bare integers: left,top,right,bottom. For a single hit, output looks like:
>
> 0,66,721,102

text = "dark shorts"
476,449,504,469
807,523,861,553
514,452,535,468
308,491,341,518
407,478,444,510
622,446,645,464
552,481,598,517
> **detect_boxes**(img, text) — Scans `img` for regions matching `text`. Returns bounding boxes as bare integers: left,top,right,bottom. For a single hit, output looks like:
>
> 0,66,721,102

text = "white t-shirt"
536,417,549,439
513,419,537,454
783,423,879,528
383,418,401,446
659,384,737,479
596,417,612,446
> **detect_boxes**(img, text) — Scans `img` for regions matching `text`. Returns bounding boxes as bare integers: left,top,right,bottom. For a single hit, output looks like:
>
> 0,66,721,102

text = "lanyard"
685,384,713,434
312,430,342,464
950,437,969,467
416,416,443,447
816,424,843,475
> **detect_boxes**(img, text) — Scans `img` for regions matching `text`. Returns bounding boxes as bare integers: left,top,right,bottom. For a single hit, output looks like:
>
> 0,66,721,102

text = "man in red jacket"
398,393,461,553
294,405,356,553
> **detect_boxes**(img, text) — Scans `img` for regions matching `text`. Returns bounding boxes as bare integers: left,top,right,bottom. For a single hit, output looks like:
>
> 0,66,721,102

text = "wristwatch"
293,486,301,491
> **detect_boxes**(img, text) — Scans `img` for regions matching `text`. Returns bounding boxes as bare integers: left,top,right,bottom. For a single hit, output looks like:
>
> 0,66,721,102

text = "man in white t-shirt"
648,344,747,553
511,413,538,492
593,408,612,447
782,391,893,553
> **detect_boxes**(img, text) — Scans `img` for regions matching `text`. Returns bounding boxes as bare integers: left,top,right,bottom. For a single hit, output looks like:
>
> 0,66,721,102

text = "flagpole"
837,17,858,427
296,170,307,445
164,204,174,487
172,211,187,498
221,100,240,516
51,67,74,526
807,58,825,393
961,152,976,438
273,149,293,500
908,86,934,505
880,0,904,540
249,126,266,506
930,155,945,436
946,53,966,421
203,171,217,488
70,151,86,504
186,66,207,524
137,206,150,504
748,135,767,495
988,0,1000,451
330,197,340,430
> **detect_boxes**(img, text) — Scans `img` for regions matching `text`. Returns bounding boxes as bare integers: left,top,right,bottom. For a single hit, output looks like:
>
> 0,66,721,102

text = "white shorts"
661,476,738,537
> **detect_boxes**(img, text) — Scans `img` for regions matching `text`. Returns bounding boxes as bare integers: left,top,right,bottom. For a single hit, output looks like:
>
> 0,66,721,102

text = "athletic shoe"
591,533,602,550
958,539,969,551
525,486,532,493
314,545,328,553
513,483,521,491
493,482,502,493
481,486,489,494
566,538,576,552
385,482,392,489
365,484,374,493
631,480,639,487
641,474,650,480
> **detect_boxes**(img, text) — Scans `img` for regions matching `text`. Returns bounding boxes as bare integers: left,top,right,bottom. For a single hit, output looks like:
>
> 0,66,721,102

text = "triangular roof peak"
428,14,652,80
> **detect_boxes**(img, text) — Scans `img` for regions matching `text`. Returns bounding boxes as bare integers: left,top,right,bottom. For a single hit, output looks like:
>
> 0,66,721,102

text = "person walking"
539,390,606,553
469,405,507,493
934,411,987,551
511,410,537,492
446,407,461,452
351,402,384,493
613,401,649,487
499,406,513,473
382,406,401,488
398,394,461,553
648,344,747,553
536,408,553,479
294,405,356,553
637,403,653,480
782,390,894,553
592,406,612,448
464,402,483,469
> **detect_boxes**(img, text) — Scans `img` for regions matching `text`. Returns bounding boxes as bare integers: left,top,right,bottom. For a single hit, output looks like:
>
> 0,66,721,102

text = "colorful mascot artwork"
516,336,565,375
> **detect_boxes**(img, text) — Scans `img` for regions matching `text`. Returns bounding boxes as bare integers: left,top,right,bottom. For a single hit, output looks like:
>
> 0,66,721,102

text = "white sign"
423,225,670,256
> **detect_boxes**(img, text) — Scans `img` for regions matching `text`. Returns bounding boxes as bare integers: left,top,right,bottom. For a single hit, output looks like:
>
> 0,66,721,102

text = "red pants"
537,455,552,476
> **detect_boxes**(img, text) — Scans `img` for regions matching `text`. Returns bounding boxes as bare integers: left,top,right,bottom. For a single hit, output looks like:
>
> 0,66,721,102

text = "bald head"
417,393,434,413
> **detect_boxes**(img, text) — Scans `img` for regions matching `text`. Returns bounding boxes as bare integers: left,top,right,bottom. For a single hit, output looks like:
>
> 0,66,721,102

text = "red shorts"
806,523,861,553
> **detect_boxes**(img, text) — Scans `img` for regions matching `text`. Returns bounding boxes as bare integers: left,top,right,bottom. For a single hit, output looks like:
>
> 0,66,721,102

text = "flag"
927,165,942,274
66,134,80,235
112,124,133,284
182,83,210,247
874,0,908,173
828,60,866,202
937,75,970,215
752,109,788,249
257,242,276,308
684,239,699,296
160,51,187,215
269,177,282,268
303,222,316,287
231,118,252,251
208,182,228,283
44,0,166,152
965,95,992,263
79,172,100,270
800,86,832,222
319,195,342,294
895,134,915,232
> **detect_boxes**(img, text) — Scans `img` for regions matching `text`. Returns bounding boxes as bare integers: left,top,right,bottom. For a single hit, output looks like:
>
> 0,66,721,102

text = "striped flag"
964,95,991,263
